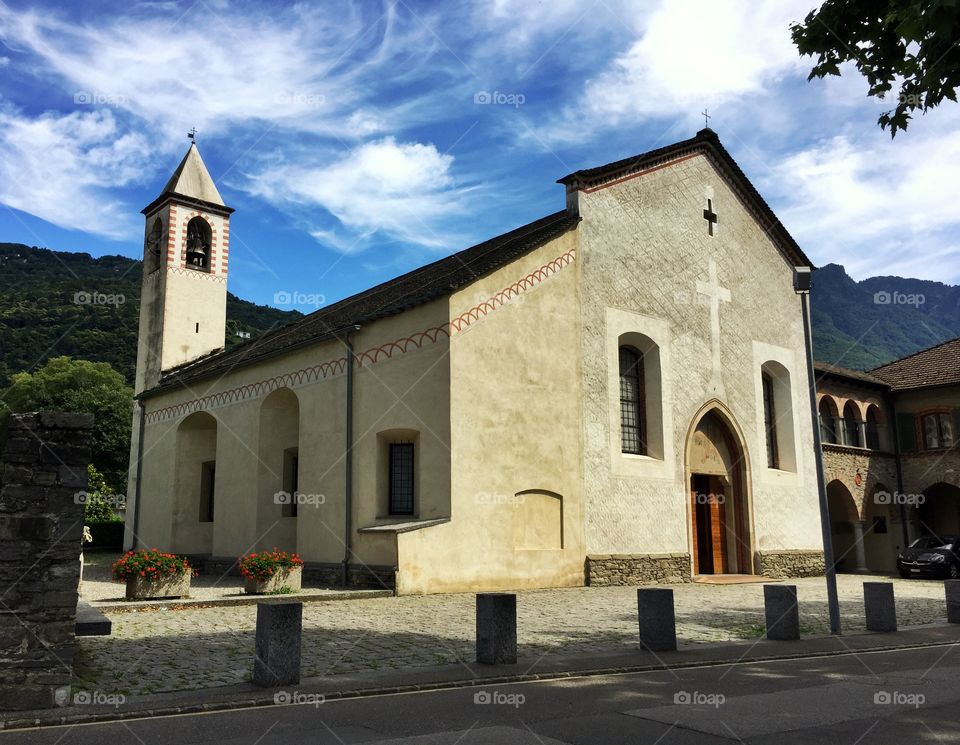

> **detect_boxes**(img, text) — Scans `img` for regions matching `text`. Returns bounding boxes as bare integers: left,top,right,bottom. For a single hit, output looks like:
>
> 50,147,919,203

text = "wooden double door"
691,473,749,575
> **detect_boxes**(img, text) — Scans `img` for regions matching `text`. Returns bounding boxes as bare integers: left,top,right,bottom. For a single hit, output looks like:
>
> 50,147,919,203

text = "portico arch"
172,411,218,554
684,402,754,575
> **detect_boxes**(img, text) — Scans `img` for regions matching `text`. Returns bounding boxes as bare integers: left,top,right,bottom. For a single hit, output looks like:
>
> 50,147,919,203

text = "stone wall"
586,553,692,586
756,549,825,578
0,412,93,710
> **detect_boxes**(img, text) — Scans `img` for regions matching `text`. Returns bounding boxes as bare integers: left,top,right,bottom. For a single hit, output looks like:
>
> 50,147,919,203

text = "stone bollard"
476,593,517,665
637,588,677,652
863,582,897,632
946,581,960,624
764,584,800,641
253,601,302,687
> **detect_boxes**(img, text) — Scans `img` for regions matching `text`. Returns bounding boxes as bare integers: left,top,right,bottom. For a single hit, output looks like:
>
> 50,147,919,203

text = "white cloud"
537,0,811,140
765,111,960,282
249,137,473,251
0,3,445,139
0,107,149,238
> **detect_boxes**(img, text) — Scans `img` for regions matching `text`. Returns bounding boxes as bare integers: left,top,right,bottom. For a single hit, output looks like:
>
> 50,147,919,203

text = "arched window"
843,401,861,447
185,216,212,272
760,361,796,471
762,372,778,468
818,397,837,444
865,405,881,450
145,217,164,274
619,346,646,455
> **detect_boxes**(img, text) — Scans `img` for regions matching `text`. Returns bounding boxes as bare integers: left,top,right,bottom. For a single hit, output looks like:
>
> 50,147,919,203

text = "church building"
125,129,827,593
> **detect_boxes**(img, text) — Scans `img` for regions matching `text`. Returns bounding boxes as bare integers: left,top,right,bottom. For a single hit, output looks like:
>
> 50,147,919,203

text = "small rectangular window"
921,412,955,450
199,461,216,522
388,443,415,516
282,449,299,518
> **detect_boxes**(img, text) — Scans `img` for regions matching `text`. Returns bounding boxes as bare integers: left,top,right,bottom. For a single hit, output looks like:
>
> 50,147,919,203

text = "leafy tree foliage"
4,357,133,492
791,1,960,135
83,464,124,523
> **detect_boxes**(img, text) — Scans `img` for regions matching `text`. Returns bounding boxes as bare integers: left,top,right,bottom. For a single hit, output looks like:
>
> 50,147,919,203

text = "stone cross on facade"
696,258,730,392
703,198,718,236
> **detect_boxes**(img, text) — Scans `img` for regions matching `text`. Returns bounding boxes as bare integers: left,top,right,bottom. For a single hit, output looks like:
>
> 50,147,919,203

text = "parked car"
897,536,960,579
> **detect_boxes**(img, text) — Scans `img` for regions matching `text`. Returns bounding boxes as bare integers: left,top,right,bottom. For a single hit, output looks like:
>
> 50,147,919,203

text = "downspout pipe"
342,325,361,586
795,267,842,635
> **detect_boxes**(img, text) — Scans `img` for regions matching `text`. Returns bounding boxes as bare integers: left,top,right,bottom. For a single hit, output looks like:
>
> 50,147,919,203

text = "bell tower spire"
133,139,235,394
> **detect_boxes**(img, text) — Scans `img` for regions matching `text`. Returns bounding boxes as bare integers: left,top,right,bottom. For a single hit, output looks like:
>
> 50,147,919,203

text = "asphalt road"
4,644,960,744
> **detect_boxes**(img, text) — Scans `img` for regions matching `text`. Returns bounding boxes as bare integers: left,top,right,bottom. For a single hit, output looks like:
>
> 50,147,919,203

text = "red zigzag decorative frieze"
145,247,576,424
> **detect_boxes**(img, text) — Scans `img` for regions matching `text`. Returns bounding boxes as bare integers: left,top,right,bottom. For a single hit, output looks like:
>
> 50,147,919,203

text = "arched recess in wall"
617,332,663,459
512,490,563,550
818,396,839,444
842,401,862,447
256,387,300,553
826,479,859,572
760,360,796,471
172,411,217,555
918,482,960,540
865,404,883,450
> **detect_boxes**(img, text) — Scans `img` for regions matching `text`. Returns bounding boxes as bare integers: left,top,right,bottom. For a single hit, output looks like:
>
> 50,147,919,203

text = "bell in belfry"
185,220,209,268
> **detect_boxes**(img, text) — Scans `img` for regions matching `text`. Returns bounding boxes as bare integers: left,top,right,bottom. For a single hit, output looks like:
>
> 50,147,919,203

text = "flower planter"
243,565,302,595
125,571,191,600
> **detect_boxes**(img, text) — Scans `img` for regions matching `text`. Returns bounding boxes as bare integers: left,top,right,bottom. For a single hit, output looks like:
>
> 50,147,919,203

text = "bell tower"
134,141,234,394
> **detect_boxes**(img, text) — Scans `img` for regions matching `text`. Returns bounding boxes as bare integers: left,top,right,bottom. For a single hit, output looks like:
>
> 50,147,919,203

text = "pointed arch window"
619,346,646,455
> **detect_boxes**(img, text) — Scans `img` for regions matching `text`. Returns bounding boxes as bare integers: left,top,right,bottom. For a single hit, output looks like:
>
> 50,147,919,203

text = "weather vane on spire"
701,108,711,129
187,127,197,142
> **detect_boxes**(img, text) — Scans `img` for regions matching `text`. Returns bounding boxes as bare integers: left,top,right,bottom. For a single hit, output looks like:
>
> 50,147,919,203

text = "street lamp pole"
795,266,842,635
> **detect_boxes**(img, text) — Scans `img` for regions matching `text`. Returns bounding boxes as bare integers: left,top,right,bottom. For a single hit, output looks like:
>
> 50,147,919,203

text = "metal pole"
797,276,842,635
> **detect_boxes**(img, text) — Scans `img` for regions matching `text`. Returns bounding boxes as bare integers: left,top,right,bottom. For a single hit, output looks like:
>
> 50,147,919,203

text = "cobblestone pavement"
74,565,952,697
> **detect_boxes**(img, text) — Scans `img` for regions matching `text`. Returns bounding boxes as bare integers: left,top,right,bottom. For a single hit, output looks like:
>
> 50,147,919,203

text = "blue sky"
1,0,959,313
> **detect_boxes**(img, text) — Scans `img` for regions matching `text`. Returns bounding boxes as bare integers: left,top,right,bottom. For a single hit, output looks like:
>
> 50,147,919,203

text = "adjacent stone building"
816,339,960,575
125,129,829,593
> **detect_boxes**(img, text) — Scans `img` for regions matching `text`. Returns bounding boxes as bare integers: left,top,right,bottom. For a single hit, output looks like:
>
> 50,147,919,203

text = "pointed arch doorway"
686,406,754,575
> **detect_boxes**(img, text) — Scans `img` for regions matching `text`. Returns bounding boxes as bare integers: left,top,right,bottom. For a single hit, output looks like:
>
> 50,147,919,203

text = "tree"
82,464,125,523
791,1,960,135
3,357,133,492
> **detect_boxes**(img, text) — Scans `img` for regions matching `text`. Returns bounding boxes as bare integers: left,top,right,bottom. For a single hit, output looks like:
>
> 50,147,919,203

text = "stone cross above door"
696,258,730,395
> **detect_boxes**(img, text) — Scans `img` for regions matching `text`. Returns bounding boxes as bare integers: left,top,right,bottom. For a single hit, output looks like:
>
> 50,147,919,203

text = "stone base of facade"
200,556,396,591
755,549,825,578
586,553,692,586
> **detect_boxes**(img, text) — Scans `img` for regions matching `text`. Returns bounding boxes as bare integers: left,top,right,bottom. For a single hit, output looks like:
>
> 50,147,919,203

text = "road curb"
3,625,959,731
